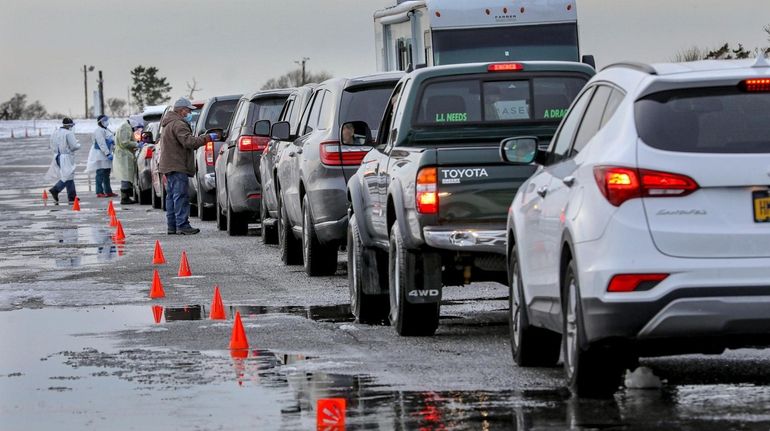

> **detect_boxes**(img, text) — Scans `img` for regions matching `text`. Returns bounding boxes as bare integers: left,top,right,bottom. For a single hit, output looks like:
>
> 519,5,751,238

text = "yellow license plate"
754,191,770,223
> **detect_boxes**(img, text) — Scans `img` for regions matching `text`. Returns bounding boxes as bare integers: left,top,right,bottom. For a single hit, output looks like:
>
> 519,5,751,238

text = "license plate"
753,190,770,223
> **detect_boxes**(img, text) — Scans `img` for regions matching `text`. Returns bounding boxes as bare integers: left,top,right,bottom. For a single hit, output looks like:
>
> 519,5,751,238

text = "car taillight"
608,273,668,292
593,166,699,207
144,147,154,159
204,142,215,166
740,78,770,92
488,63,524,72
238,135,269,152
416,167,438,214
319,141,370,166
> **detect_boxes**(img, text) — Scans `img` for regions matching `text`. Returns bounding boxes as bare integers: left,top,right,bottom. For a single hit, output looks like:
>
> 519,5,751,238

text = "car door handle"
563,176,576,187
537,185,548,198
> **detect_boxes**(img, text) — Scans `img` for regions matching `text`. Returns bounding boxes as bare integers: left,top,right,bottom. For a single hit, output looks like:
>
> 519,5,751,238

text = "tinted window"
549,87,594,162
251,97,286,122
432,23,579,65
317,91,334,131
636,87,770,153
339,85,397,139
229,100,248,137
306,91,326,133
417,76,587,125
601,88,624,127
572,86,611,154
280,97,295,122
203,99,238,130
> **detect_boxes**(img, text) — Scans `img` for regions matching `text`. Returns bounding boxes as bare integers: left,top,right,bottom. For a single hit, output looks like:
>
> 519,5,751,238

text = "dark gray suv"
190,95,240,220
214,89,292,236
273,72,402,275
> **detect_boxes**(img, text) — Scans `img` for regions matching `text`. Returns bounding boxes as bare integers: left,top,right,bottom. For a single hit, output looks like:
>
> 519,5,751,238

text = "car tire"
562,259,624,398
198,186,215,221
509,246,561,367
302,195,338,276
226,199,248,236
261,197,278,244
348,214,389,324
278,194,302,265
216,196,227,231
388,224,440,336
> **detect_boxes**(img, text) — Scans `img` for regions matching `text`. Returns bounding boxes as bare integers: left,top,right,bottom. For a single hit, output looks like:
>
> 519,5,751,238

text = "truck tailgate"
436,146,536,226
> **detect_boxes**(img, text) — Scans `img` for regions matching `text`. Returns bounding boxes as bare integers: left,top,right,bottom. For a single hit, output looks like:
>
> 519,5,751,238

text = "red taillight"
319,141,370,166
593,166,699,207
238,135,269,152
204,142,214,166
740,78,770,92
416,167,438,214
144,147,154,159
488,63,524,72
608,274,668,292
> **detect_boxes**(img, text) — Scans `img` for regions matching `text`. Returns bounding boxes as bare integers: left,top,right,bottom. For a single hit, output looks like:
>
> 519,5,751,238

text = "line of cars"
132,56,770,397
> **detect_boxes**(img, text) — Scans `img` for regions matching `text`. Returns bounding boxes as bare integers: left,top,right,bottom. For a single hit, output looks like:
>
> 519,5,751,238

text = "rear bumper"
423,228,506,254
228,168,260,214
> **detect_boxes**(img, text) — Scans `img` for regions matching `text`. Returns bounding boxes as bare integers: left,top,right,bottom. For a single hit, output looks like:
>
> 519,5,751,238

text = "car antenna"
752,49,769,68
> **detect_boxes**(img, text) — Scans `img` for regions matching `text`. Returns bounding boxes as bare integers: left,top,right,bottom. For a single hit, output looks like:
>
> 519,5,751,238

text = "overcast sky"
1,0,768,116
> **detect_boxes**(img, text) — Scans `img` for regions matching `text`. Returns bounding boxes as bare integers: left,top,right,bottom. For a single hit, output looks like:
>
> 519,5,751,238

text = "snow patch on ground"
0,119,127,139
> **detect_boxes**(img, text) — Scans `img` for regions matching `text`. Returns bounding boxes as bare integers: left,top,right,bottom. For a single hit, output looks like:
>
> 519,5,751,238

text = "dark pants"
52,180,77,202
95,168,113,195
165,172,191,231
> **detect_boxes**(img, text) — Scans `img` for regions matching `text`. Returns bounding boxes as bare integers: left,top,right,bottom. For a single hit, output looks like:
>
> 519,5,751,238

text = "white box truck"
374,0,592,71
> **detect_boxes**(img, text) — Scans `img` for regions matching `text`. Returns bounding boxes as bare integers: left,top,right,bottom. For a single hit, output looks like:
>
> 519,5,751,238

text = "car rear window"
339,85,397,139
416,76,586,125
251,97,286,122
203,99,238,130
636,87,770,153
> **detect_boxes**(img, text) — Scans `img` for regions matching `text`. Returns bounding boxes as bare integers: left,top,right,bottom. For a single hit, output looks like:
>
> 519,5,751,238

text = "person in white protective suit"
113,120,139,205
85,114,116,197
46,118,81,204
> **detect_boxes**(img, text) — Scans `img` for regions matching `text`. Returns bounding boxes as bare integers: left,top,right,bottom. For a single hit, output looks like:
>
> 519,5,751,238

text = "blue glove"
209,133,219,141
107,154,114,161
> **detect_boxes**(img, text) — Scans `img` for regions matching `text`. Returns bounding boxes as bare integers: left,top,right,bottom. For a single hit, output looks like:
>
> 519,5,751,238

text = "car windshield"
416,76,586,125
339,85,397,139
432,23,579,65
636,86,770,153
252,98,286,121
202,99,238,131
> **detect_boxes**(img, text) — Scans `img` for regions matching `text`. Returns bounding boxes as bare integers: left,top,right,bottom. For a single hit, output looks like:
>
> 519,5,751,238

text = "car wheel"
562,259,623,397
261,197,278,244
509,246,561,367
198,186,215,221
302,195,338,276
226,199,248,236
388,224,439,336
216,195,227,231
278,194,302,265
348,213,389,324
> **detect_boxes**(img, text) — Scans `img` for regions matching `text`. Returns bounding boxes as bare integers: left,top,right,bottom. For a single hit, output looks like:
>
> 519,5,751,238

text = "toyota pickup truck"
345,61,594,335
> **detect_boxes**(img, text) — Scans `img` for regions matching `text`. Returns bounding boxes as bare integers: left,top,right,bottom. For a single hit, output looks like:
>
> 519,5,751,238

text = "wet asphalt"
1,135,770,430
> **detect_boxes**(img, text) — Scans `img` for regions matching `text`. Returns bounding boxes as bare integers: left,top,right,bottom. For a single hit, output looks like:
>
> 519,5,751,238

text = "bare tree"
673,46,707,62
186,77,203,99
261,68,333,90
107,98,127,117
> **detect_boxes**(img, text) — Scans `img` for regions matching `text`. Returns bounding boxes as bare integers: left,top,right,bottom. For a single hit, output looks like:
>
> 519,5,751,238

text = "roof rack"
601,62,657,75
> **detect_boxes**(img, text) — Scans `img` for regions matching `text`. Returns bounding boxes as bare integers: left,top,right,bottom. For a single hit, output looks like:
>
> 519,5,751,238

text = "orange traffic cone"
152,240,166,265
149,269,165,298
107,200,115,217
177,251,192,277
229,311,249,350
317,398,347,428
210,286,226,320
152,305,163,323
42,190,48,201
114,220,126,241
72,197,81,211
109,213,118,227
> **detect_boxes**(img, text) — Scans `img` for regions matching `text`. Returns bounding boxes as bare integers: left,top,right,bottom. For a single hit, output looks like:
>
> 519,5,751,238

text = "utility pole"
82,65,94,118
98,70,105,117
294,57,310,85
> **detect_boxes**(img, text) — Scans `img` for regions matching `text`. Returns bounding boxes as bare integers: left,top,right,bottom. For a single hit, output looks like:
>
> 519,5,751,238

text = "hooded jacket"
113,121,138,183
158,110,208,176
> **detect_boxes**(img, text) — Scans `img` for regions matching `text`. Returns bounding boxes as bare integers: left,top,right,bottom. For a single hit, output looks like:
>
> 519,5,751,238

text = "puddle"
154,304,355,323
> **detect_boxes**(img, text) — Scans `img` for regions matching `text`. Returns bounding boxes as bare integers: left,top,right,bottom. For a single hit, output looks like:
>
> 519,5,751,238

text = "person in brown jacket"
159,97,219,235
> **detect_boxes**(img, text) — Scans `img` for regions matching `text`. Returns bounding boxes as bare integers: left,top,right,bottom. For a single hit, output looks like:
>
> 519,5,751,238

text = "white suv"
501,57,770,397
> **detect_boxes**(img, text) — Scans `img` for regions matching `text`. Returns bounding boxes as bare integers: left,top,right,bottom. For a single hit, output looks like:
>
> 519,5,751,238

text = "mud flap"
405,252,442,304
362,247,388,295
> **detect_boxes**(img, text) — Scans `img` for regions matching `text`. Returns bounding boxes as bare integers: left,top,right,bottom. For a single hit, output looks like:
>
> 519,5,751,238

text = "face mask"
100,118,109,127
185,112,193,122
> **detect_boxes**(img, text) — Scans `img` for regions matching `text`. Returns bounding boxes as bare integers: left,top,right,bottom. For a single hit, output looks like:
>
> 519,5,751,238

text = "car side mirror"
254,120,271,137
271,121,291,141
500,136,538,164
205,128,225,142
340,121,373,146
582,55,596,69
141,131,154,144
